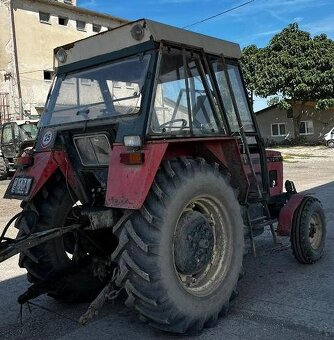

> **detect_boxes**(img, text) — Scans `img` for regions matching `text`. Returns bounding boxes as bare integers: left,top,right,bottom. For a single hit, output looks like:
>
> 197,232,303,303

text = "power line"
20,68,53,75
183,0,255,29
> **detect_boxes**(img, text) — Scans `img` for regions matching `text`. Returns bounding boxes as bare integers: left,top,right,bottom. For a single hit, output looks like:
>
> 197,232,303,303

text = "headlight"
123,135,142,148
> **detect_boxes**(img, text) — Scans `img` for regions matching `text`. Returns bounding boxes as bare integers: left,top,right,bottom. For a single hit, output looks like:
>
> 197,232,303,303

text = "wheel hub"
309,213,323,250
174,211,214,275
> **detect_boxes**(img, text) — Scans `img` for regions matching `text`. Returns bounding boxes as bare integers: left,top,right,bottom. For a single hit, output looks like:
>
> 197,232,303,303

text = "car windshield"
40,54,151,127
20,123,38,140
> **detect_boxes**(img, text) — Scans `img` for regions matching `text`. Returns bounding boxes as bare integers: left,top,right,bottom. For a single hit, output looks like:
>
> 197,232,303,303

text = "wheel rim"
328,141,334,148
308,212,323,250
173,196,232,297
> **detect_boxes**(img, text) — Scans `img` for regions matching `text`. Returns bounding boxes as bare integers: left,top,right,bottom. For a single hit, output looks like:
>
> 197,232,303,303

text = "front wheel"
291,197,326,264
327,140,334,148
114,159,244,334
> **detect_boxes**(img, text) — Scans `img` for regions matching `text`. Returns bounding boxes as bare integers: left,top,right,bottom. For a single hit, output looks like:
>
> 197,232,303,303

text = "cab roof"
55,19,241,68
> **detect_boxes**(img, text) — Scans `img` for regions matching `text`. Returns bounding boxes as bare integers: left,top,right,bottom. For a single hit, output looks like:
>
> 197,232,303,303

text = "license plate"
10,177,33,195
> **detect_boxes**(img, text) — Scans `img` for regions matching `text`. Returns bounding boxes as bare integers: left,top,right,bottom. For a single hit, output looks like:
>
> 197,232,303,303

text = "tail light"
15,151,34,168
120,152,145,165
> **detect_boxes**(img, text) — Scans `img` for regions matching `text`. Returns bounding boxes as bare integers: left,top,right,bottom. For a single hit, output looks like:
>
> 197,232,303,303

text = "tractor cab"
24,19,273,204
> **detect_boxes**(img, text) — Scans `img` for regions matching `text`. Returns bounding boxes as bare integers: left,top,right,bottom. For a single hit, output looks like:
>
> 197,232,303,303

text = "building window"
76,20,86,31
39,12,51,24
271,123,286,136
126,82,134,89
299,120,314,135
113,81,121,88
43,70,54,81
92,24,101,33
58,17,68,26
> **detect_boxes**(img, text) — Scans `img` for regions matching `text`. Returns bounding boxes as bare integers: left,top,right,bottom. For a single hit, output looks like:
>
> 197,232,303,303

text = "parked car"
324,127,334,148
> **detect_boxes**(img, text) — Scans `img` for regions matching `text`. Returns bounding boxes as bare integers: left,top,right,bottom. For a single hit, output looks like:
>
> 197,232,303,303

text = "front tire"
291,197,326,264
327,140,334,148
114,159,244,334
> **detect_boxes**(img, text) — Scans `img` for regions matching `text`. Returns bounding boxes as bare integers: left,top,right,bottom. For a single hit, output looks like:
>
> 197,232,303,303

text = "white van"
324,127,334,148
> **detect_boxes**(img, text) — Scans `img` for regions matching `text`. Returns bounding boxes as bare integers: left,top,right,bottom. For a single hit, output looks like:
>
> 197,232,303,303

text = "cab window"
2,125,13,144
210,59,254,133
226,64,254,132
150,49,221,135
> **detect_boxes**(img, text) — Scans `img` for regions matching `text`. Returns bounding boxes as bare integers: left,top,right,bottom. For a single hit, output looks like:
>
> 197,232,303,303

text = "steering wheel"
159,119,188,130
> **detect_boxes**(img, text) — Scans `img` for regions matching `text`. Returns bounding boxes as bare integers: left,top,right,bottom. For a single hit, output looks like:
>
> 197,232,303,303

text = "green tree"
241,23,334,139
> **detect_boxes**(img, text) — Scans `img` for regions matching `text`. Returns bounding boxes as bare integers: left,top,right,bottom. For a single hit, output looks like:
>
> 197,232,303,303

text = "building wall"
256,104,334,145
0,2,12,84
0,0,126,119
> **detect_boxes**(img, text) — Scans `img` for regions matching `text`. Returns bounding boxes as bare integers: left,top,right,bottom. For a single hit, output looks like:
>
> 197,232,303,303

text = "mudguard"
4,150,79,201
277,194,306,236
105,143,168,209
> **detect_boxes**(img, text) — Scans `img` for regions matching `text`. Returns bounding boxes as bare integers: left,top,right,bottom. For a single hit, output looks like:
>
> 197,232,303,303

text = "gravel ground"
271,145,334,192
0,145,333,340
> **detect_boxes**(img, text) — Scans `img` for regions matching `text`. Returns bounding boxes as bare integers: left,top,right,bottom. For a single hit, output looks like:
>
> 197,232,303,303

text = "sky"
77,0,334,111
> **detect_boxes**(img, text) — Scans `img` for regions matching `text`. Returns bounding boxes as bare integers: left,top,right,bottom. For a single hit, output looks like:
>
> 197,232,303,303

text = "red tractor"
0,19,326,334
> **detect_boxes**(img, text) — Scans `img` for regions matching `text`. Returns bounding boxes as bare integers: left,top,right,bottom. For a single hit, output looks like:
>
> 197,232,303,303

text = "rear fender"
277,194,306,236
105,143,168,209
105,137,249,209
4,150,80,201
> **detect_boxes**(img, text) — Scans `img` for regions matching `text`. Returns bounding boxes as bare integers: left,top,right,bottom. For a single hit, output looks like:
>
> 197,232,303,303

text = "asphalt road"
0,146,334,339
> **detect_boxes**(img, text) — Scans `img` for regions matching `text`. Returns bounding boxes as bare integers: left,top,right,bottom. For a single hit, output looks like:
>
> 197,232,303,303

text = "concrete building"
0,0,127,122
255,102,334,145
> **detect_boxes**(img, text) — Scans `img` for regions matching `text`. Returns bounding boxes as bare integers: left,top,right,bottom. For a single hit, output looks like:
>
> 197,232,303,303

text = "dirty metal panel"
266,150,284,197
105,143,168,209
204,139,249,202
145,19,241,58
277,194,305,236
53,150,80,193
4,151,79,202
55,20,152,68
55,19,240,69
4,151,57,201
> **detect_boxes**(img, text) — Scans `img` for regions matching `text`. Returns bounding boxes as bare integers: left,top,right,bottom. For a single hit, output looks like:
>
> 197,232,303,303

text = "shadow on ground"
0,182,333,339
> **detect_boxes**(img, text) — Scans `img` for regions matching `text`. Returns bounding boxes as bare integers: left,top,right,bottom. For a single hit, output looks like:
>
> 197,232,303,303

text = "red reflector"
15,155,34,168
120,152,145,165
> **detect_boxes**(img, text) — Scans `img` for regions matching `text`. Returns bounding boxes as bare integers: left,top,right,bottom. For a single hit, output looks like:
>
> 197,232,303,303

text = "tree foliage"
241,23,334,137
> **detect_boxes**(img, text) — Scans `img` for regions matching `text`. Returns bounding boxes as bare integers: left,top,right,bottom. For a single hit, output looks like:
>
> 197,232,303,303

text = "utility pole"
8,0,23,119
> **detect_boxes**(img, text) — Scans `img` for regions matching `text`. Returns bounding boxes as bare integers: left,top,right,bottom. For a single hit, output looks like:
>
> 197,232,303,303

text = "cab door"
1,123,16,158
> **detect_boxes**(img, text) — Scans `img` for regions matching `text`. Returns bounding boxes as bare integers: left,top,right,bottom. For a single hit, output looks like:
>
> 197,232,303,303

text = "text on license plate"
11,177,33,195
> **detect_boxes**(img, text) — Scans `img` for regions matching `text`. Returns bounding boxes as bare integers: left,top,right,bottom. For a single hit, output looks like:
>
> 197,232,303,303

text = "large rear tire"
0,156,9,180
17,176,107,302
113,158,244,334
